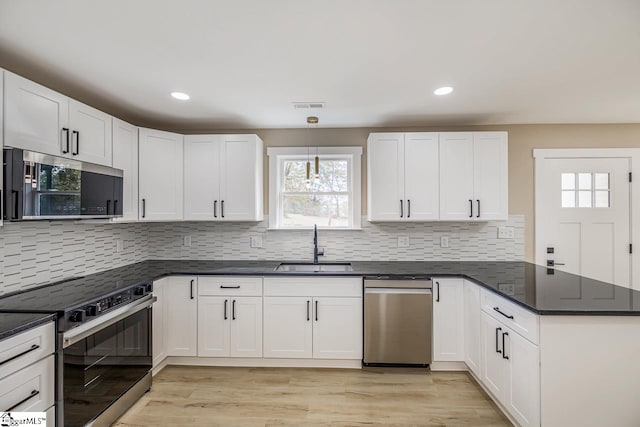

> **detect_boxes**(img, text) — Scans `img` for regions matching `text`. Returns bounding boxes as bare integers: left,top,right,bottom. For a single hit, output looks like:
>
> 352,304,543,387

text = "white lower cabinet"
0,355,55,413
165,276,198,357
152,278,167,368
263,297,313,358
463,280,481,375
432,278,465,361
312,297,362,359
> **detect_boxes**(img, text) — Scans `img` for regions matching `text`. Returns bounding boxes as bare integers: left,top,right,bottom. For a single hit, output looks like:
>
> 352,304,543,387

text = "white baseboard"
152,357,169,376
164,356,363,369
430,361,468,371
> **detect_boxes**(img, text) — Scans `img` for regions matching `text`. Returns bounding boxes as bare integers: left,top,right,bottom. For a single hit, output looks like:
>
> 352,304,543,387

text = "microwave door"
81,171,115,216
26,163,82,218
3,148,24,220
113,176,123,216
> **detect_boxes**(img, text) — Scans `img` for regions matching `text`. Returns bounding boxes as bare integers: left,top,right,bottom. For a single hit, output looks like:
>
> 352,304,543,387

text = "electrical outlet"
440,236,450,248
250,236,263,248
397,237,410,248
498,226,515,239
498,283,515,295
115,239,123,253
183,235,192,247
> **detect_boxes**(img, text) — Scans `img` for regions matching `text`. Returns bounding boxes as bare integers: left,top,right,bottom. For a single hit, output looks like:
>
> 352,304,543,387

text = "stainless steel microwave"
3,148,124,220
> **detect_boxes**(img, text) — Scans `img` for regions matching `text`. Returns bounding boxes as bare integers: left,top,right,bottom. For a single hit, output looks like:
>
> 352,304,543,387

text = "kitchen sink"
275,262,353,272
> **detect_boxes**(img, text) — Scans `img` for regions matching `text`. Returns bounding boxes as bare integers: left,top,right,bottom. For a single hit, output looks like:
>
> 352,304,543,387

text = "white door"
4,71,69,156
440,132,474,220
165,277,197,357
473,132,508,220
536,156,631,288
505,330,541,427
112,118,138,222
432,278,465,362
152,279,167,368
404,133,440,221
230,297,263,358
463,280,481,375
198,296,230,357
312,297,362,360
68,99,112,166
219,135,263,221
184,135,221,220
0,69,4,227
263,297,312,358
367,133,404,221
139,128,184,221
480,311,507,400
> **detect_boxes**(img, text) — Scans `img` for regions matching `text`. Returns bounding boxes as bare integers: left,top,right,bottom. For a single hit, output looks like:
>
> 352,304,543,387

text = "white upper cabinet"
4,72,69,156
112,118,139,222
440,131,508,221
139,128,184,221
68,99,112,166
184,134,263,221
4,71,114,166
367,132,439,222
432,278,465,362
0,69,4,228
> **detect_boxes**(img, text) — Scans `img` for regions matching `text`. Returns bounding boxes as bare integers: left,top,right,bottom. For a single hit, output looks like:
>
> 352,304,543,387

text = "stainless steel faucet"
313,224,324,264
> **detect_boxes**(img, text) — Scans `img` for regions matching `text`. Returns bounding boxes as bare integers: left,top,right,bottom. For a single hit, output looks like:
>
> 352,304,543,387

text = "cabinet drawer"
0,322,55,381
481,289,539,344
198,276,263,296
0,355,54,413
264,277,362,297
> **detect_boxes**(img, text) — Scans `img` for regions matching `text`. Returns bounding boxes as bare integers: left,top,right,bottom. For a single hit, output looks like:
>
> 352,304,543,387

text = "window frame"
267,146,362,230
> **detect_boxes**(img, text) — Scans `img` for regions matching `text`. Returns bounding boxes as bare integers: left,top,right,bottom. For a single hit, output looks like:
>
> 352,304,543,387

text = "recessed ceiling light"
171,91,190,100
434,86,454,96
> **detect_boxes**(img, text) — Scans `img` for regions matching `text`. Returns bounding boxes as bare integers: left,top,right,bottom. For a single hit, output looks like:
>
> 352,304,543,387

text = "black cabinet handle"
307,300,310,321
220,285,240,289
477,199,480,218
407,199,411,218
469,199,473,218
12,190,19,220
502,332,509,360
106,200,111,215
141,199,146,218
190,279,194,299
62,128,70,153
232,299,236,320
113,200,118,215
0,344,39,366
400,200,403,218
6,389,39,412
315,300,318,321
493,307,514,320
435,281,440,302
221,200,225,218
495,327,502,354
72,130,79,155
214,200,217,218
224,299,228,320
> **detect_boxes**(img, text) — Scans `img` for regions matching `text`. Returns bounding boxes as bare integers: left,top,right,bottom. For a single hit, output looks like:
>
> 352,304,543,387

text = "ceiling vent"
292,102,325,109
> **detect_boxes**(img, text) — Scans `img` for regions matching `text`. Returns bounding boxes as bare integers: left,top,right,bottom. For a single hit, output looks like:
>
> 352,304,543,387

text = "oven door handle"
62,295,157,348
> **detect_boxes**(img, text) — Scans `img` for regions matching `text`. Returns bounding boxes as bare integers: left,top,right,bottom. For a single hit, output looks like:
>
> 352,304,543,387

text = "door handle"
224,299,228,320
407,199,411,218
62,128,70,154
141,199,146,218
232,299,236,320
220,285,240,289
106,200,111,215
307,300,310,321
476,199,480,218
435,281,440,302
315,300,318,321
400,200,403,218
6,389,39,412
502,332,509,360
72,130,79,155
113,200,118,215
214,200,217,218
190,279,194,299
221,200,225,218
0,344,39,366
469,199,473,218
495,327,502,353
493,307,514,320
12,190,19,220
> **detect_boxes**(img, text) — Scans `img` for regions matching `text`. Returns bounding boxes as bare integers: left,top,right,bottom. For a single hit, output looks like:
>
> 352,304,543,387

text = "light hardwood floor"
114,366,511,426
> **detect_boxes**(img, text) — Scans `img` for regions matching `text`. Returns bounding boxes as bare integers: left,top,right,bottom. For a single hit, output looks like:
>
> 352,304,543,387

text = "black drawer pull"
232,299,236,320
220,285,241,289
0,344,40,366
495,327,502,354
306,300,310,321
493,307,514,320
502,332,509,360
224,299,228,320
6,389,39,412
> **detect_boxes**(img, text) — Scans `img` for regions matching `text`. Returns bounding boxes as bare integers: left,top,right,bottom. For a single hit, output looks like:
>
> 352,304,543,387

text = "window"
561,172,610,208
267,147,362,229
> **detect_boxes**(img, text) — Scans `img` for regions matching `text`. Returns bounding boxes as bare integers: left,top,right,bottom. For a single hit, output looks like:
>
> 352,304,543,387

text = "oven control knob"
85,305,98,316
145,283,152,293
134,286,146,296
69,310,85,323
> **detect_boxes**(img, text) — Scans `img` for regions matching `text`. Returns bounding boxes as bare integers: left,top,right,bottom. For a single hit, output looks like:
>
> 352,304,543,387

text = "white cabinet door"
198,296,230,357
473,132,508,220
0,69,4,227
367,133,404,221
139,128,184,221
432,278,465,361
439,132,474,220
263,297,312,358
219,134,264,221
230,297,263,358
165,276,197,357
184,135,221,220
4,71,69,156
480,311,507,399
312,297,362,360
463,280,481,375
505,329,540,427
112,118,138,222
68,99,112,166
404,133,439,221
152,279,167,368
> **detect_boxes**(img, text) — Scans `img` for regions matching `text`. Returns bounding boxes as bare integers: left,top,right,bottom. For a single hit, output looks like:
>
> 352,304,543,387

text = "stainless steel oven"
60,294,155,426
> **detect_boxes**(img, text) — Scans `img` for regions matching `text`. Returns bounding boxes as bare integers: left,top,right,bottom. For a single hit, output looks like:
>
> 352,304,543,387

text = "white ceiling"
1,0,639,129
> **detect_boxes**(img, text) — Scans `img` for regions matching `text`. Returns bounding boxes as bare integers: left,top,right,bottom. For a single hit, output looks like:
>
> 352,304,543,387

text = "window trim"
267,146,362,230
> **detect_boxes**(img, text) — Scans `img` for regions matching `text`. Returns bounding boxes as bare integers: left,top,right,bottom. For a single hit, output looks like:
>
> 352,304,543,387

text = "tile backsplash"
0,215,524,294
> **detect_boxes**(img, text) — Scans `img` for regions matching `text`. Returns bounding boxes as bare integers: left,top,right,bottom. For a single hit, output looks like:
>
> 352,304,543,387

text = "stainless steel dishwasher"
363,278,433,366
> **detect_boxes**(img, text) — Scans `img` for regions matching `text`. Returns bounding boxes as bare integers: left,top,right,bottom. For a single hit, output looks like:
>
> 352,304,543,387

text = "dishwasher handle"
365,288,432,295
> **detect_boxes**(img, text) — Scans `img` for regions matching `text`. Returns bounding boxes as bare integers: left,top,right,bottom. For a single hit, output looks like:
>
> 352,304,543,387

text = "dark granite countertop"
0,312,56,341
0,260,638,316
